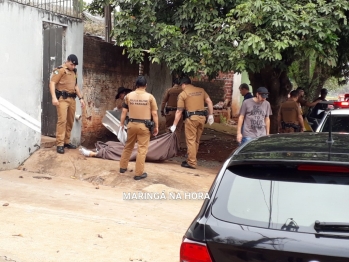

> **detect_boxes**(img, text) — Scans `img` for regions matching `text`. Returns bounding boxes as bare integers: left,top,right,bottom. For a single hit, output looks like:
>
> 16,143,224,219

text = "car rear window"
212,164,349,233
321,115,349,133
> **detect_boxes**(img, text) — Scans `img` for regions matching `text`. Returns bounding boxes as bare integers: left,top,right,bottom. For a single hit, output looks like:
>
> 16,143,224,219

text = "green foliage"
324,77,341,92
220,114,227,124
87,0,116,16
87,0,349,81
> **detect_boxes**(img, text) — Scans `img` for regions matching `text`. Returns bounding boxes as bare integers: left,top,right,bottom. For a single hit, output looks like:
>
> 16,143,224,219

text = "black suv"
180,133,349,262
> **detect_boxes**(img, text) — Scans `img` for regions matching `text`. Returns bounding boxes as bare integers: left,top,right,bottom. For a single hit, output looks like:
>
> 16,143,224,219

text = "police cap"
67,54,79,65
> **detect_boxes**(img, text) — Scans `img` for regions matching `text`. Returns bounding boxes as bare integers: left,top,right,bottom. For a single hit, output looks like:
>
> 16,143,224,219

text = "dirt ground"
187,126,238,162
0,123,238,262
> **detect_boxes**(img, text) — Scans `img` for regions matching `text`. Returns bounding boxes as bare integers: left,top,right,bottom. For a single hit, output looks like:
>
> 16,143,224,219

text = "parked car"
180,133,349,262
310,100,349,133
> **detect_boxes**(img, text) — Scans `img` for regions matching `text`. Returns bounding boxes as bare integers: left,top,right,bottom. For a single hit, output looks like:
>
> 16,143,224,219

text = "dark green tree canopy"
88,0,349,132
93,0,349,77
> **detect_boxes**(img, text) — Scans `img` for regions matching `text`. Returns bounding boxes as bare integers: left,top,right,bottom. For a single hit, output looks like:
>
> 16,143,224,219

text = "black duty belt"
165,107,177,111
187,110,207,117
129,118,150,123
129,118,155,133
55,89,77,99
281,121,301,131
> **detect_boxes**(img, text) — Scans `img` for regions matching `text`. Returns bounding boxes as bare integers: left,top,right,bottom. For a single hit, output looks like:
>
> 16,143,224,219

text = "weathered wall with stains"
81,35,171,146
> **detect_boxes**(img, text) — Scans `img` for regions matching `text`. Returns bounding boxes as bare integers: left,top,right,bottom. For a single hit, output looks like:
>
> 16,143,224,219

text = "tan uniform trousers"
185,115,206,167
56,97,76,146
165,111,183,148
120,122,150,176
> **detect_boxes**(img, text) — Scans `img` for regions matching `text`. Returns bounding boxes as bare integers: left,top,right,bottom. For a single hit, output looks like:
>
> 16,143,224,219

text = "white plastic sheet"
117,127,128,146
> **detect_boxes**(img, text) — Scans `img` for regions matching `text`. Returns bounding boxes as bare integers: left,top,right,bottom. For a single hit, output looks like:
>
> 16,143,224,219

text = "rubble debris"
84,175,105,185
213,101,224,109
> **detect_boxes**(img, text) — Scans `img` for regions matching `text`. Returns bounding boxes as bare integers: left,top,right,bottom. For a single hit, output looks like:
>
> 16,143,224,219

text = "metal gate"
41,22,64,137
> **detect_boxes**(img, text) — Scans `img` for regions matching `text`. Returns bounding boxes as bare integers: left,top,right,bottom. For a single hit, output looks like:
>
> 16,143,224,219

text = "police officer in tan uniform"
278,90,305,133
160,78,183,146
119,76,159,180
49,54,85,154
170,76,214,169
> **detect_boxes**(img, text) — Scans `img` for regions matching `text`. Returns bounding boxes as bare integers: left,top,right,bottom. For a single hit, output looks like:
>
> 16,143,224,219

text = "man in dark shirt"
239,83,253,136
239,83,253,101
309,88,328,119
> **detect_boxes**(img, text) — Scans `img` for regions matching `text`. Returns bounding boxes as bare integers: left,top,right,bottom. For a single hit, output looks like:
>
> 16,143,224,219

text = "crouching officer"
49,54,85,154
160,78,184,147
119,76,159,180
170,76,214,169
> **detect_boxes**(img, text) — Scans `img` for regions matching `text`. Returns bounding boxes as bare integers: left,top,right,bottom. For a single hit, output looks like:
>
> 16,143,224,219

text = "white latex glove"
170,125,176,133
207,115,214,125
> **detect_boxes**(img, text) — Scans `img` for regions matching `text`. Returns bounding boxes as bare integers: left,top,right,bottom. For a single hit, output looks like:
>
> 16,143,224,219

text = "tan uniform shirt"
160,84,182,111
177,84,208,111
280,100,301,124
125,90,158,119
50,65,77,93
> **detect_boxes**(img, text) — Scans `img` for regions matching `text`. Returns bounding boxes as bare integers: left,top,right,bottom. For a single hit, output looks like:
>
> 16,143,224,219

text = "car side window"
321,116,349,133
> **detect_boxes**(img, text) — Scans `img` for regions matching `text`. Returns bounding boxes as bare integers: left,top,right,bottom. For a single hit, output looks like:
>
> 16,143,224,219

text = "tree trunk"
308,63,331,99
248,66,292,134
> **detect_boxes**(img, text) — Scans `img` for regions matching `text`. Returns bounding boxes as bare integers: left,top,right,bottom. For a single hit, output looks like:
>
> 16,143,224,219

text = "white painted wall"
232,73,242,117
0,0,83,170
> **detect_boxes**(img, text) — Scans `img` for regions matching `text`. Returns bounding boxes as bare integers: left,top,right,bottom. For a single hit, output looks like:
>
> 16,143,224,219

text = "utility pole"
104,4,112,43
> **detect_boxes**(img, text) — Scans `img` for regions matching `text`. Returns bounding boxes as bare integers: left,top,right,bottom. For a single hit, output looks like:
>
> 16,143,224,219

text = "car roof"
232,133,349,163
325,108,349,115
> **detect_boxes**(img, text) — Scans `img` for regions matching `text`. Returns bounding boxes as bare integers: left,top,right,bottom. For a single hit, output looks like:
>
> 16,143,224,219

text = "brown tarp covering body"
95,132,179,161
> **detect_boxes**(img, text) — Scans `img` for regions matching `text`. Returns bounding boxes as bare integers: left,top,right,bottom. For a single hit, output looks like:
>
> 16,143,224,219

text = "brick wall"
192,80,225,105
216,72,234,102
192,72,234,105
82,35,141,146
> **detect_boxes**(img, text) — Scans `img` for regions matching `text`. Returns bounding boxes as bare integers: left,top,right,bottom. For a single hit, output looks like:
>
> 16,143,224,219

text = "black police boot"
134,173,147,180
57,146,65,154
64,143,77,149
181,161,196,169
